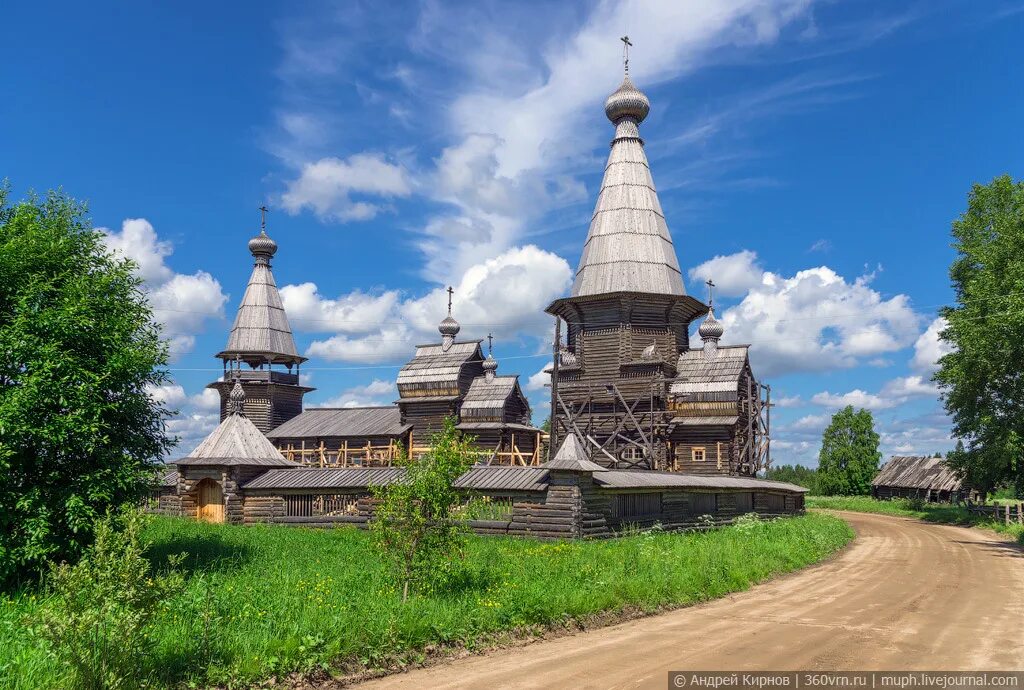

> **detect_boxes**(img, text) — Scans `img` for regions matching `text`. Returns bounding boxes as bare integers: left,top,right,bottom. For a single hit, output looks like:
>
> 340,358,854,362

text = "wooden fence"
967,503,1024,525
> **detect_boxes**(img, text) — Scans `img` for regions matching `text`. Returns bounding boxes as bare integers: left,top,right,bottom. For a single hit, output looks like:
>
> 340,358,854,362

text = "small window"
692,447,706,462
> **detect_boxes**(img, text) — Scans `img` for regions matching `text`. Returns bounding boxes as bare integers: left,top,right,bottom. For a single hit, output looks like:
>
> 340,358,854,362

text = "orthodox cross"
706,279,716,307
259,204,269,233
487,332,494,356
620,35,633,76
446,286,454,315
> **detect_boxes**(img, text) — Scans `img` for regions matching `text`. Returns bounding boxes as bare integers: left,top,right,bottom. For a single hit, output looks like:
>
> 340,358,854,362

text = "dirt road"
355,512,1024,689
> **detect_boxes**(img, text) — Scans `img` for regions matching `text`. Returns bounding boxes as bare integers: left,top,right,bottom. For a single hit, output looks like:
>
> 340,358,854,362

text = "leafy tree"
816,406,881,496
935,176,1024,498
0,188,173,586
36,509,184,689
764,464,819,494
370,418,476,601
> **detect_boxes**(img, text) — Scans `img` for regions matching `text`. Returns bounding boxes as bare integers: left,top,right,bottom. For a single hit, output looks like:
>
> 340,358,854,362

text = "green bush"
34,510,183,689
371,418,477,601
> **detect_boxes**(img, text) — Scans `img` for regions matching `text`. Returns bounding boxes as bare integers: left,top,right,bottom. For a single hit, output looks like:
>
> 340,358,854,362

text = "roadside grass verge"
807,495,1024,544
2,512,852,689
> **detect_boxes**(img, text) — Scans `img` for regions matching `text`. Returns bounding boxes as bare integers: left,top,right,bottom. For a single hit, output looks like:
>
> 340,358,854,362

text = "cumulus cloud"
313,379,397,408
147,383,187,408
911,317,953,373
708,258,920,377
688,250,764,297
101,219,227,358
526,364,550,392
811,389,896,410
280,153,412,221
291,245,572,364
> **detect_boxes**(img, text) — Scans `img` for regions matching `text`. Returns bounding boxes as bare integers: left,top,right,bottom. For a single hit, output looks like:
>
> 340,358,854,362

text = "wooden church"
545,61,770,475
209,220,539,466
155,48,802,535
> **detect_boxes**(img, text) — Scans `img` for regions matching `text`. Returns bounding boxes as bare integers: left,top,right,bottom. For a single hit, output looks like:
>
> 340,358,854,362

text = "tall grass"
807,495,1024,544
2,513,852,689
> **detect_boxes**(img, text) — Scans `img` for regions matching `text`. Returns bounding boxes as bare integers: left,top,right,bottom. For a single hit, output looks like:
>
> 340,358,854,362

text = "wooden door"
196,478,224,523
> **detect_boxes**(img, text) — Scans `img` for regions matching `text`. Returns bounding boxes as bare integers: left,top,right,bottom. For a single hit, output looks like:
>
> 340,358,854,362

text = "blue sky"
3,0,1022,464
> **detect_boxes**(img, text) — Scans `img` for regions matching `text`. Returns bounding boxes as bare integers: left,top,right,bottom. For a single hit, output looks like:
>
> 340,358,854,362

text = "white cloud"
688,250,764,297
166,412,220,457
714,263,921,377
313,379,396,408
911,317,953,373
526,364,550,392
147,383,187,408
295,244,572,364
101,219,228,358
789,413,830,431
774,395,803,408
189,387,221,412
280,153,412,221
879,375,940,399
811,389,896,410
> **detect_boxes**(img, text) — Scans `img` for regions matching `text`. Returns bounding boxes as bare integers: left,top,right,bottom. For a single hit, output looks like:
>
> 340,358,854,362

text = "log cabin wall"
227,472,804,539
211,379,308,433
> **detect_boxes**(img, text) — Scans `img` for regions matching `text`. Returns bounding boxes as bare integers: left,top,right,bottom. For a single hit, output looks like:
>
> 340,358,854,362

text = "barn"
871,455,970,503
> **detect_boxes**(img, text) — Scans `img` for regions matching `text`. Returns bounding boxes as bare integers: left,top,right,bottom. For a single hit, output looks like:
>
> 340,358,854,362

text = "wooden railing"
967,503,1024,525
280,439,541,467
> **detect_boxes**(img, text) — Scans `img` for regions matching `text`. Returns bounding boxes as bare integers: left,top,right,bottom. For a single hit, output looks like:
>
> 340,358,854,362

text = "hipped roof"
177,413,298,467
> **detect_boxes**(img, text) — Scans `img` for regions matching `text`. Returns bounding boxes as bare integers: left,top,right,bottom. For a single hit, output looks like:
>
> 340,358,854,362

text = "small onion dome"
559,347,578,367
228,379,246,415
604,76,650,124
438,314,461,338
698,307,724,341
248,230,278,259
482,354,498,374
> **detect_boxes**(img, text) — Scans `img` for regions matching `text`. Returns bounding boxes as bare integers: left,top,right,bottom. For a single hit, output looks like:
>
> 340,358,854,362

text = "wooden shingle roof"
242,466,549,492
872,456,963,492
671,345,749,398
176,412,299,467
218,229,302,365
265,406,409,440
571,76,685,298
396,340,482,396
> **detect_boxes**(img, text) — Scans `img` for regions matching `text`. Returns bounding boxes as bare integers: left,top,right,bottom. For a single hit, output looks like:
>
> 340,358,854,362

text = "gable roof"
872,456,963,492
396,340,483,396
265,406,409,439
671,345,749,397
177,413,299,467
460,374,531,421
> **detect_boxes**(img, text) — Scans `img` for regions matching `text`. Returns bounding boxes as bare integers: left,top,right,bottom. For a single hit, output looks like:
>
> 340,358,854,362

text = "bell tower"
207,208,313,432
546,41,707,469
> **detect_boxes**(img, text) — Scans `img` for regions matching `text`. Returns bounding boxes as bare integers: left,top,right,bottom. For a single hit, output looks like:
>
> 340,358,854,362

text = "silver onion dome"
482,353,498,373
438,314,461,338
698,307,724,341
604,75,650,124
248,230,278,259
227,379,246,415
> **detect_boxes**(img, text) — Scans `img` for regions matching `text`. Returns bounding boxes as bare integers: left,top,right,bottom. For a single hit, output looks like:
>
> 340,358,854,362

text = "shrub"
34,509,183,689
370,418,477,601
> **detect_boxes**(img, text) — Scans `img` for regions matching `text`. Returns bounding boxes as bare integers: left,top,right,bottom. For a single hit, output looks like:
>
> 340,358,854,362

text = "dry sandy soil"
354,511,1024,689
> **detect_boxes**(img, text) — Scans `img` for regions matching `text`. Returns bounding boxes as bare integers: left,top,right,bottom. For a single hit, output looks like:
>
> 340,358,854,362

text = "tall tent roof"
218,223,304,366
571,73,686,298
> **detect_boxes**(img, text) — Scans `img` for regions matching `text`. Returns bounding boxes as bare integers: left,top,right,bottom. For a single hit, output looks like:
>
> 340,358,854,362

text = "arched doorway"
196,478,224,523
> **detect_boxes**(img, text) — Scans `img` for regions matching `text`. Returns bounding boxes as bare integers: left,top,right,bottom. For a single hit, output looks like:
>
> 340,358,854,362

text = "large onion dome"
604,75,650,124
438,314,461,338
698,306,724,342
248,229,278,260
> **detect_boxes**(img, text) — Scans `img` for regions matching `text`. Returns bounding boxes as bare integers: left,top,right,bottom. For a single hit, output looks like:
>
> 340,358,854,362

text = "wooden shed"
871,455,969,503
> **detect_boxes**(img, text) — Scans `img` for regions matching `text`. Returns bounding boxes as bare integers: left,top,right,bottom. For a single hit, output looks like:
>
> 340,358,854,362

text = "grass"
807,495,1024,544
1,513,852,689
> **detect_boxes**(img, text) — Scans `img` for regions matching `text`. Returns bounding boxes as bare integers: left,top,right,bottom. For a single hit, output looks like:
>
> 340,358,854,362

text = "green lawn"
807,495,1024,544
1,513,851,689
